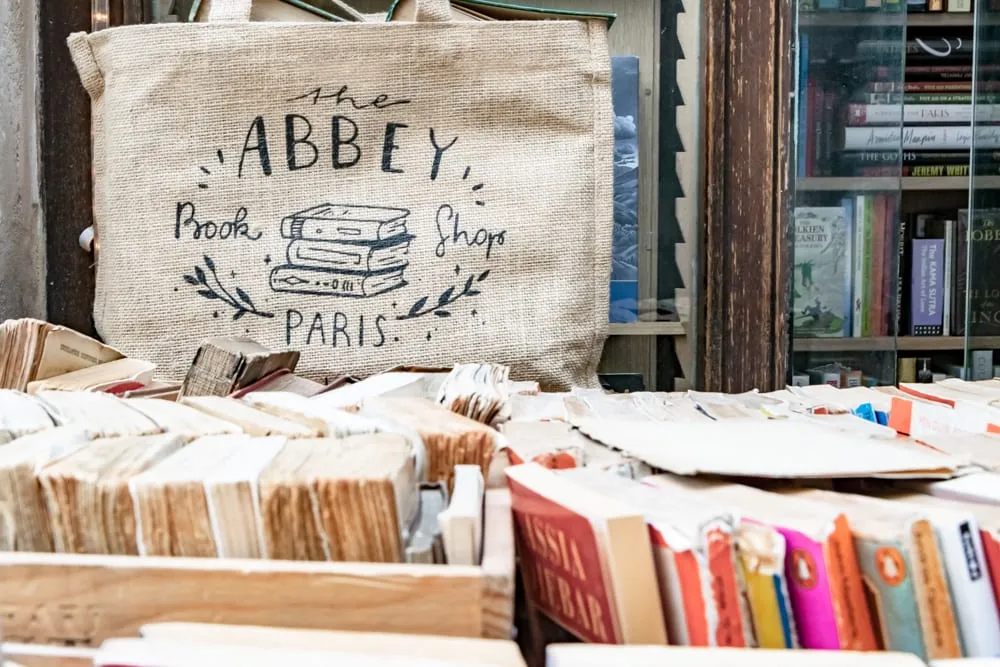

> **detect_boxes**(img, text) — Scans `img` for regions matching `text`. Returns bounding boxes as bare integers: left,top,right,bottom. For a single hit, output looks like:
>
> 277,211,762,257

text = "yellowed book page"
27,358,155,393
32,327,123,382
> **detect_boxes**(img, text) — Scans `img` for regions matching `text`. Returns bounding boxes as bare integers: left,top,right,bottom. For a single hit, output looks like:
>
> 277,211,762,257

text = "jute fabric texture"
68,0,613,389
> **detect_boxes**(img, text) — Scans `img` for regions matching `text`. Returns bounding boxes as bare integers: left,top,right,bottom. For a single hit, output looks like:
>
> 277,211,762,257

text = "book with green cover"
386,0,616,26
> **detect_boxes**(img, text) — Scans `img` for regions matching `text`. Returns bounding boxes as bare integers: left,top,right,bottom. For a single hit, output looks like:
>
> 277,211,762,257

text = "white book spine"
844,126,1000,151
848,104,998,125
929,513,1000,657
648,523,693,646
948,0,972,10
853,195,866,338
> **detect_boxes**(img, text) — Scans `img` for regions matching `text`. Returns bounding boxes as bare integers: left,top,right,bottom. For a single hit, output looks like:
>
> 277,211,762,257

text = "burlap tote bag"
67,0,613,389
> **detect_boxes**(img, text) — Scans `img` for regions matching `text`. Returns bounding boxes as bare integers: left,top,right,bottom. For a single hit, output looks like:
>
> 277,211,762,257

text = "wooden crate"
0,490,513,658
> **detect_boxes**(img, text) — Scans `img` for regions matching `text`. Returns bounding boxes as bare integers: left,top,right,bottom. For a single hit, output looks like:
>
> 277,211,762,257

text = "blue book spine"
609,56,640,324
842,197,855,336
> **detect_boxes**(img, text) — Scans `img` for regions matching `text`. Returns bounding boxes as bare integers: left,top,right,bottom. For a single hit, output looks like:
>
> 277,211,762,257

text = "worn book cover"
793,206,853,337
506,463,667,644
785,490,961,660
645,478,877,652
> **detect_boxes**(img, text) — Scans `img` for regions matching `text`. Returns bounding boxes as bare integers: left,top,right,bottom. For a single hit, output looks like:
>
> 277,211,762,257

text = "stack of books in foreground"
8,320,1000,664
503,378,1000,662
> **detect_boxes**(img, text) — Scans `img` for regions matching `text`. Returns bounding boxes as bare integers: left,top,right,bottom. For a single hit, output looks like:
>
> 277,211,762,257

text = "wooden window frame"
699,0,793,392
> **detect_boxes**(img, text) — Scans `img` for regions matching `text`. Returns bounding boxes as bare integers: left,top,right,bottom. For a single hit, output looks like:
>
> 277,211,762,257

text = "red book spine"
508,478,622,643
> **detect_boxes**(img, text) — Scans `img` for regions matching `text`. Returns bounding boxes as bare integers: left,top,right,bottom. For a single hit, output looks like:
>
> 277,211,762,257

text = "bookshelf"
791,1,1000,387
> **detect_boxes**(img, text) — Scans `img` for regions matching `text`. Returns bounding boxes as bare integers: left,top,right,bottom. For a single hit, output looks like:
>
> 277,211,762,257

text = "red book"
506,463,668,644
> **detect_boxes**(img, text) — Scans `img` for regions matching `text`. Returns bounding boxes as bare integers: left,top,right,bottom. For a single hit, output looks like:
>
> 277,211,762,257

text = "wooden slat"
3,645,94,667
39,0,96,335
0,554,484,646
479,489,515,640
701,0,792,392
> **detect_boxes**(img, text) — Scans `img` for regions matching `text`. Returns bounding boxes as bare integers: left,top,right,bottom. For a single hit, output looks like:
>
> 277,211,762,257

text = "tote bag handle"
207,0,453,22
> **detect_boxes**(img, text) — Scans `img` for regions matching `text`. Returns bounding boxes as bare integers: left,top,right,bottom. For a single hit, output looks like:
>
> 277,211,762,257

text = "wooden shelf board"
794,336,1000,352
797,176,1000,192
608,321,686,336
799,12,974,27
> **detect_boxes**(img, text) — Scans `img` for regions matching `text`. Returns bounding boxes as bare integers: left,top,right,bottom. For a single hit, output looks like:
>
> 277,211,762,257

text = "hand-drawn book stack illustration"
269,204,414,299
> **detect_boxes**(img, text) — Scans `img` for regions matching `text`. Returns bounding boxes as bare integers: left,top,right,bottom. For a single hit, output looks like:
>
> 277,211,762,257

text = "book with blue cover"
610,56,640,324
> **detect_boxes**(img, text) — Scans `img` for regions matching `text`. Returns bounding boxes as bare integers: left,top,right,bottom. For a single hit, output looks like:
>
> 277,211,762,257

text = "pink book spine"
751,520,840,649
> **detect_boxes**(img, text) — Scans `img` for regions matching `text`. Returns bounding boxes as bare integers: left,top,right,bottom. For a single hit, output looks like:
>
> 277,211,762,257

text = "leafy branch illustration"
183,255,274,321
397,270,490,320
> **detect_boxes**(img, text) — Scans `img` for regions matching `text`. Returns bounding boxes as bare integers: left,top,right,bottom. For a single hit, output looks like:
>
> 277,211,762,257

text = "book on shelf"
793,206,853,338
610,55,640,324
955,209,1000,337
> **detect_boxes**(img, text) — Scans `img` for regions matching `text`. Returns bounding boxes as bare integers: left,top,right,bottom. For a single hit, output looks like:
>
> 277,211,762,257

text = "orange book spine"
705,527,750,647
824,515,879,651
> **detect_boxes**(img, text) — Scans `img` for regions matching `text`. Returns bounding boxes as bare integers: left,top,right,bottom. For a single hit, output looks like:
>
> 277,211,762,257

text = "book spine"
933,518,1000,657
907,0,929,10
910,239,945,336
649,526,706,646
893,216,916,336
904,164,1000,177
797,35,810,178
812,81,822,177
853,195,866,338
844,126,1000,151
846,104,996,125
843,198,855,336
901,70,973,82
943,220,954,336
743,570,797,649
863,197,874,336
852,536,925,656
872,195,886,338
881,196,896,336
705,526,751,647
867,82,986,93
953,212,968,336
909,520,963,660
929,0,945,10
966,211,1000,336
825,515,879,651
773,525,842,649
947,0,972,9
822,90,836,177
977,529,1000,619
